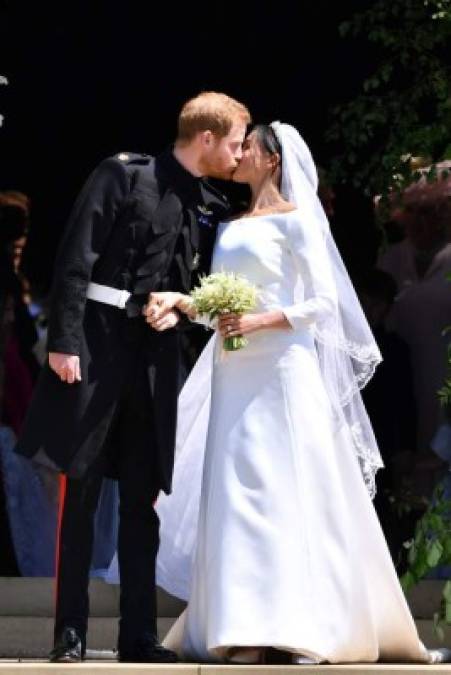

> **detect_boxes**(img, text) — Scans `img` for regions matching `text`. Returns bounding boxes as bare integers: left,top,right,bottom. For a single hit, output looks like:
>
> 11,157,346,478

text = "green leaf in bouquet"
223,336,248,351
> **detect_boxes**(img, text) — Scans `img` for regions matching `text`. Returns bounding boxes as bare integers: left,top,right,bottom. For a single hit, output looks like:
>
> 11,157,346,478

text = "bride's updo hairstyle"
253,124,282,160
253,124,282,183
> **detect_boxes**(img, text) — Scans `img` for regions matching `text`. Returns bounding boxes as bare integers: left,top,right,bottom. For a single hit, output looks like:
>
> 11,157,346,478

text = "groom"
15,92,250,663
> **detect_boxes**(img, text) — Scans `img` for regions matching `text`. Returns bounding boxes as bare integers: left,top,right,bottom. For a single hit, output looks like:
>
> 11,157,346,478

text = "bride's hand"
143,292,182,323
148,308,181,332
218,313,263,337
218,310,291,337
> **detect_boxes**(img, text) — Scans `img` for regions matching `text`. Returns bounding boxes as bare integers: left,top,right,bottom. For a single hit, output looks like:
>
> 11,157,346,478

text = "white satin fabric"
112,210,428,663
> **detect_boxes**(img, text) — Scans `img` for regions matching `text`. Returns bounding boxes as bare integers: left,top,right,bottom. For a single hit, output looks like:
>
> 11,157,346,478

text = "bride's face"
232,130,276,184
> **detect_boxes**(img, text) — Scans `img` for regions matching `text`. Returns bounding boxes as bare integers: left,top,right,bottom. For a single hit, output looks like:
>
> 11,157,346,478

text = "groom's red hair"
177,91,251,143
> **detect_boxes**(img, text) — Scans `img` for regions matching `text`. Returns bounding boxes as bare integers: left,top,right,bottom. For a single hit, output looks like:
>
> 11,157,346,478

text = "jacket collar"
156,147,201,202
156,147,230,217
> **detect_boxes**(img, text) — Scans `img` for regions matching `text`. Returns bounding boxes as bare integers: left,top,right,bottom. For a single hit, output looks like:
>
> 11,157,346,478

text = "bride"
140,122,431,665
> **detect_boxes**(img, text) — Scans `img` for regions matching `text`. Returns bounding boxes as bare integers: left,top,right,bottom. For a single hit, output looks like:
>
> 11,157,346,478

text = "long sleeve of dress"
47,158,130,355
282,212,338,331
190,314,217,330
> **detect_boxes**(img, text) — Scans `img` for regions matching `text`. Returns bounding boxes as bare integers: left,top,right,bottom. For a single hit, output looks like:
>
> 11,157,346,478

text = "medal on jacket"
196,204,214,228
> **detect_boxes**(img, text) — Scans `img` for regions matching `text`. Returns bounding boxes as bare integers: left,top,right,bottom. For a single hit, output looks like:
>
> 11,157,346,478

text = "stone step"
0,578,450,659
0,617,176,658
0,617,450,660
406,581,447,620
0,579,185,618
1,663,451,675
0,578,444,619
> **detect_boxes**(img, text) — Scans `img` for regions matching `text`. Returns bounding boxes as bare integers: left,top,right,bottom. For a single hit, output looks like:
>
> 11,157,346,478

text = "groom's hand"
143,292,181,322
145,308,181,331
49,352,81,384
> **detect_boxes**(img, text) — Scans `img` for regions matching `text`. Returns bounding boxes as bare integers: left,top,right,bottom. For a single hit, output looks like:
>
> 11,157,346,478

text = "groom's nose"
235,145,243,162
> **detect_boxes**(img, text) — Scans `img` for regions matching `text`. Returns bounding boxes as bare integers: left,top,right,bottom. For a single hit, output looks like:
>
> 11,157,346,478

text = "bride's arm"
218,214,338,339
281,213,338,330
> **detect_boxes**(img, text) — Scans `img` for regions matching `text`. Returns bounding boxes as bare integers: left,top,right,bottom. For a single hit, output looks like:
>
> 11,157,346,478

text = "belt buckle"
117,289,129,309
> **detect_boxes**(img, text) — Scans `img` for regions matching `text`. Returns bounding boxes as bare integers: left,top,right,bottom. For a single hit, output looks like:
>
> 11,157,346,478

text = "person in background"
358,268,419,562
377,166,451,496
0,190,36,576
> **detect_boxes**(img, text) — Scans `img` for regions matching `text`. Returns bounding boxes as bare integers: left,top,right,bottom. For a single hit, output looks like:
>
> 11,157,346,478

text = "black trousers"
54,349,161,650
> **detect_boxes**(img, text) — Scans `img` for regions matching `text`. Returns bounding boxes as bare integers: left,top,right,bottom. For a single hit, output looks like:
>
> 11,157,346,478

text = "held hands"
143,292,182,331
144,307,181,331
143,291,196,330
49,353,81,384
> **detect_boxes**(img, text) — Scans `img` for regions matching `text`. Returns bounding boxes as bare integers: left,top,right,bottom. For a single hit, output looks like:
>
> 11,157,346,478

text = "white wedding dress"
106,208,428,663
151,209,428,663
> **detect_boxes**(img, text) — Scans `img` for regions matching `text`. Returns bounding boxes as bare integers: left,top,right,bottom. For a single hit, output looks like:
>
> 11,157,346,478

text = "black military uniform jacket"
15,149,229,492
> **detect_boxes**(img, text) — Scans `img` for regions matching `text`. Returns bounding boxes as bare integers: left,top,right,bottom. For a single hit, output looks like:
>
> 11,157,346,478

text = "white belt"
86,282,131,309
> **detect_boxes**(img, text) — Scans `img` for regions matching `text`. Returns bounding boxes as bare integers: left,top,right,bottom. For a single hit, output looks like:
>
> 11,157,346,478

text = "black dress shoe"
118,635,178,663
49,627,85,663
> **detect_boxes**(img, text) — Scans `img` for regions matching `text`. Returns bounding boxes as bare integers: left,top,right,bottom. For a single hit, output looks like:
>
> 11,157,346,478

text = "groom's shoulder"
113,151,154,166
91,152,155,183
98,152,157,191
110,151,155,174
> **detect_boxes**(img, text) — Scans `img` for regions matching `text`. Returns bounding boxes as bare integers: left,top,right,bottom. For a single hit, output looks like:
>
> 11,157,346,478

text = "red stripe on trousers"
54,474,67,609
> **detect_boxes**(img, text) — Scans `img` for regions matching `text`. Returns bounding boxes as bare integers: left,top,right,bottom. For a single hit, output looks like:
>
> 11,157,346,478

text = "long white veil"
271,121,383,496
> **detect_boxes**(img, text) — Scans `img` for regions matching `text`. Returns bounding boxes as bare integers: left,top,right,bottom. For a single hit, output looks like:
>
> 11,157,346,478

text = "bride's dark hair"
253,124,282,160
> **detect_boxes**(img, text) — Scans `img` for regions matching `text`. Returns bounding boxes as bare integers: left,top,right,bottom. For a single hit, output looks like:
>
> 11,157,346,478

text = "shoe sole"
49,656,83,663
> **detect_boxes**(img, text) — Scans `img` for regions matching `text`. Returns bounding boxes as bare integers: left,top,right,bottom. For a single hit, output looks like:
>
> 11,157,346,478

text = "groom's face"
199,120,246,180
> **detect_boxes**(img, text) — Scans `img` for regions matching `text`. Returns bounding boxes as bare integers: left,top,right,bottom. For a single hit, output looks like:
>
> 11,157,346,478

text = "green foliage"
338,1,451,636
401,485,451,635
438,380,451,406
327,0,451,203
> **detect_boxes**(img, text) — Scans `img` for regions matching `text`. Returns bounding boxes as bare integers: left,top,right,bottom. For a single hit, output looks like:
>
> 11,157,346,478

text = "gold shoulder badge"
118,153,129,161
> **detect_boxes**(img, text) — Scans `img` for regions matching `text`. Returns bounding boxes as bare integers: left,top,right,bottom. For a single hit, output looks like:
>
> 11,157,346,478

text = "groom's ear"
201,130,214,147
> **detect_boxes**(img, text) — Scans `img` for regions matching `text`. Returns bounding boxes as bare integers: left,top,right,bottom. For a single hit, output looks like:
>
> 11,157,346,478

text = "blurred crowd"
0,191,45,574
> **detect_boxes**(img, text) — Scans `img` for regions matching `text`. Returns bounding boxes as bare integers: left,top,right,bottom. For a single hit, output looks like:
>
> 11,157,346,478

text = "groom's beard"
200,156,238,181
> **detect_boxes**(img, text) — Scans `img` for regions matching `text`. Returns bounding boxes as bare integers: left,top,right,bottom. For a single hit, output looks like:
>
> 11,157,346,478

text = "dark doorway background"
0,0,377,290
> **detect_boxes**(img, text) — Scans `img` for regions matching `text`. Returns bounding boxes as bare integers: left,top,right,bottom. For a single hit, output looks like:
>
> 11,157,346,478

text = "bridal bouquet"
190,271,258,351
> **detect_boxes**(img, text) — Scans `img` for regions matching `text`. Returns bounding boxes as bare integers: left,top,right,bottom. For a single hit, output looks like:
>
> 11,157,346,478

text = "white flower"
191,270,258,318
